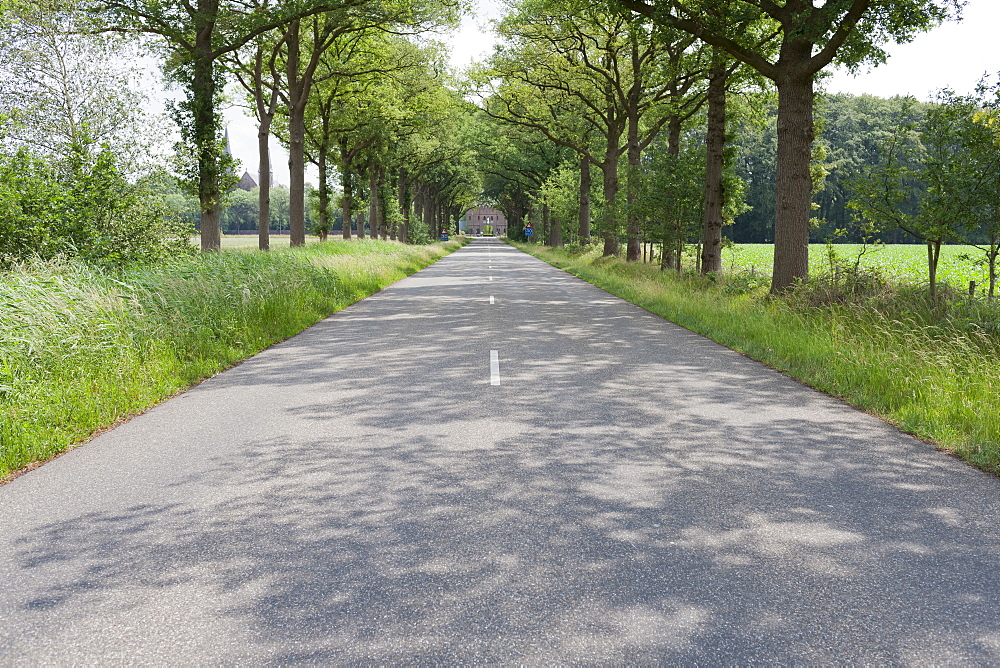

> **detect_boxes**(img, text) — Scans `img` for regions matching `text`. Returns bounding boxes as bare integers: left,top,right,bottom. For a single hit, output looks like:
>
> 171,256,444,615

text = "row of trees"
4,0,992,299
222,5,481,248
473,0,963,291
1,0,485,264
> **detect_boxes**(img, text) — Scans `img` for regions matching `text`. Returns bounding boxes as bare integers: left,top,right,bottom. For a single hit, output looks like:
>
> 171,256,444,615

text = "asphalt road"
2,238,999,664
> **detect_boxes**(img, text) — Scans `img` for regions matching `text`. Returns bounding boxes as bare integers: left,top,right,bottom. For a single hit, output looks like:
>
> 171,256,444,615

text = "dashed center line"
489,295,495,305
490,350,500,386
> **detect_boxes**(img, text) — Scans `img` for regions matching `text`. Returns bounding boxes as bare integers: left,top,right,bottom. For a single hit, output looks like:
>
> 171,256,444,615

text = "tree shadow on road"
5,241,1000,663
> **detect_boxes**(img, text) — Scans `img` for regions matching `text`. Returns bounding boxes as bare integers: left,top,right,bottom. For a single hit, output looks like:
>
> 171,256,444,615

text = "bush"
0,146,193,269
0,238,464,477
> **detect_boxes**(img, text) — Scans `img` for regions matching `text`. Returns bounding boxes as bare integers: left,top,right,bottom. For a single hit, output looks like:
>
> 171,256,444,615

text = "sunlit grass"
0,238,466,478
519,242,1000,475
724,243,991,292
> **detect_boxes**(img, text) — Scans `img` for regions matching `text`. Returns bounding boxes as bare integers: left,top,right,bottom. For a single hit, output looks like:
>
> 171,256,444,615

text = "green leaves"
0,146,194,269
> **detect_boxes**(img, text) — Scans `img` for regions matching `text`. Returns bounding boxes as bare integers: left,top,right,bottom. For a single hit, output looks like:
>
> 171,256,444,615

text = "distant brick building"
463,206,507,236
236,171,257,191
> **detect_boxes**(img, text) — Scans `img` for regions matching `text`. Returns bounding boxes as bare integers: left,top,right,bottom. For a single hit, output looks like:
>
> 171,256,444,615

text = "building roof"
236,171,257,191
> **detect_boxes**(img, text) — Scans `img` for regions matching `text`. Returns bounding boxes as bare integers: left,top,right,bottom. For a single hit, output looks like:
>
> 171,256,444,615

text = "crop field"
722,244,993,292
190,234,321,249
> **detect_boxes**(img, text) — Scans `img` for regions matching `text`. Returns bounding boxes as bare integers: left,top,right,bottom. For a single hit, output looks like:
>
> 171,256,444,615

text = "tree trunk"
317,146,329,242
601,159,619,257
421,189,433,240
193,7,221,252
928,239,941,300
341,155,353,241
625,38,643,262
256,121,271,251
542,202,550,245
579,155,591,243
625,114,641,261
659,115,683,269
771,66,814,292
285,20,307,247
676,234,684,275
413,185,425,240
368,166,378,242
398,172,410,242
548,202,562,247
701,57,728,274
990,244,997,298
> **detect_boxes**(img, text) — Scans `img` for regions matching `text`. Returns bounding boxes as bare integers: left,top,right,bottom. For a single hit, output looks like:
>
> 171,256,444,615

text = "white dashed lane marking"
490,350,500,386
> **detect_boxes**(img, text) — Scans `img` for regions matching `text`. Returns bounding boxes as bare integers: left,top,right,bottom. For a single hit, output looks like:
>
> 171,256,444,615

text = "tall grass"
0,238,464,477
519,243,1000,475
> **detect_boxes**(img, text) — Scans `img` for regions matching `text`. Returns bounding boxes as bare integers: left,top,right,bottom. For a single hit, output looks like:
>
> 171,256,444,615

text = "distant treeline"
732,93,925,244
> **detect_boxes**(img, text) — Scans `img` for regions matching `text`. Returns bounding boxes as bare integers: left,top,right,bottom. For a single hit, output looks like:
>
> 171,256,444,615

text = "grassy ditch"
516,242,1000,476
0,238,466,478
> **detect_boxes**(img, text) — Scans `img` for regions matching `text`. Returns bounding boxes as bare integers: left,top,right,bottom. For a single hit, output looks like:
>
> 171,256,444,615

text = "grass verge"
0,238,466,479
515,242,1000,476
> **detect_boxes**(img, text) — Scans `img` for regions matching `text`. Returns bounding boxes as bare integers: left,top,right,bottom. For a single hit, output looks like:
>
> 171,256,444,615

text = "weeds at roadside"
0,238,465,478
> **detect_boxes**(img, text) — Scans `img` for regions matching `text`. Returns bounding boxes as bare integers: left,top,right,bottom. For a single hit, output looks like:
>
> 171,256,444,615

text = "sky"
222,0,1000,186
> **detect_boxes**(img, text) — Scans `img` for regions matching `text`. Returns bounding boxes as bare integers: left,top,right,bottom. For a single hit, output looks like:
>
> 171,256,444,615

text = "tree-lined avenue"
1,239,998,663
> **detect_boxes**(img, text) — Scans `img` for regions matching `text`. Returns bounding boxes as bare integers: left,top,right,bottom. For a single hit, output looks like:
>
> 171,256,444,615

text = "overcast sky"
223,0,1000,185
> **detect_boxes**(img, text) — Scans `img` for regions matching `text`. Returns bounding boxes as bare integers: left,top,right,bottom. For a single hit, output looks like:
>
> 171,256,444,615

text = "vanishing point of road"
2,238,999,663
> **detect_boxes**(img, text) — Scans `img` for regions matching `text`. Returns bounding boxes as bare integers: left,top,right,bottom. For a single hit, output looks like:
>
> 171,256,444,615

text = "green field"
190,234,321,249
722,244,992,292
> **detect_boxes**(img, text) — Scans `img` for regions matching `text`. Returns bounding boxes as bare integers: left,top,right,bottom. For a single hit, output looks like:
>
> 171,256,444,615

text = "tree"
0,2,165,169
958,79,1000,298
473,110,567,241
483,0,699,257
94,0,382,251
225,1,287,251
849,95,980,300
276,3,458,245
0,147,193,267
699,49,750,274
615,0,962,291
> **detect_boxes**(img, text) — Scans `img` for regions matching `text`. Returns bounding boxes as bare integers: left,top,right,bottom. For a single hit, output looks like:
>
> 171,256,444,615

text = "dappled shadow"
2,239,999,663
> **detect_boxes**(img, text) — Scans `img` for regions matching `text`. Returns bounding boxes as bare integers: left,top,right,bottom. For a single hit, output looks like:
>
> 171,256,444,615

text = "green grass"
190,234,322,249
724,243,991,292
516,242,1000,476
0,238,466,478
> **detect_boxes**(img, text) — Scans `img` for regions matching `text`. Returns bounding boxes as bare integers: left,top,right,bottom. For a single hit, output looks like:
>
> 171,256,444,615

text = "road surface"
2,238,999,663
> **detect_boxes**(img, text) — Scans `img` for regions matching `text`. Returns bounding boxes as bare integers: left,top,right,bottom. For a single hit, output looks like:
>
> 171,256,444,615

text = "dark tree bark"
625,109,641,261
546,202,562,247
257,125,271,250
340,137,354,240
927,238,942,300
625,37,643,262
398,171,410,242
317,146,330,241
368,165,379,241
579,155,591,242
772,63,814,291
285,20,308,246
601,159,620,256
658,115,683,270
701,56,729,274
193,5,221,252
613,0,914,291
